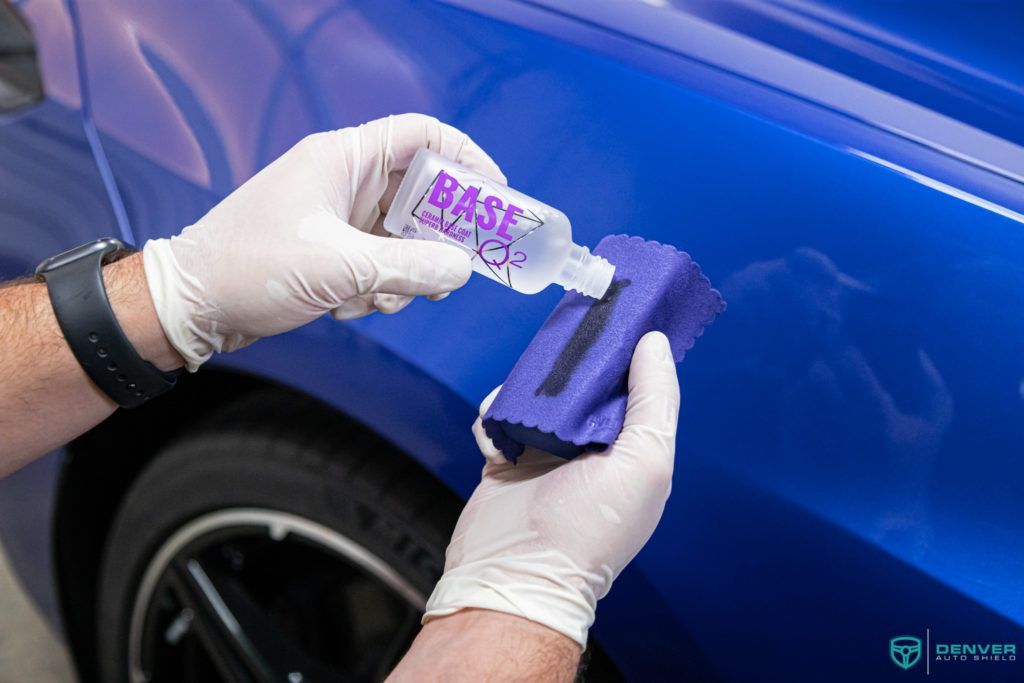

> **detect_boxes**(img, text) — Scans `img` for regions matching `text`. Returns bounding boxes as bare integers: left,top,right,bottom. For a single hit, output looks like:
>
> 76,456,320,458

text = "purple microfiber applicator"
483,234,724,462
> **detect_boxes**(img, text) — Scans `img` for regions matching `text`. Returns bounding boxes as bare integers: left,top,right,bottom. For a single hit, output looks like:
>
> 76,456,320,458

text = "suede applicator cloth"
483,234,724,462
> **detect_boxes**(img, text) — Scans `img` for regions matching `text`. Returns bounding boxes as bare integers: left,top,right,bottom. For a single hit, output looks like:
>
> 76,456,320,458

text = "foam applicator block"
483,234,724,462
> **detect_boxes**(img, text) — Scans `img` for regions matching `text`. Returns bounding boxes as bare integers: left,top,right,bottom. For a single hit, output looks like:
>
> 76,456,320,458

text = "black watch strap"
36,239,180,408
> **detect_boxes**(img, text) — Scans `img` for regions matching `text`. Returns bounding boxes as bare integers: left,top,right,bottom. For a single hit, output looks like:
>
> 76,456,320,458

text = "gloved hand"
424,331,680,647
143,114,505,371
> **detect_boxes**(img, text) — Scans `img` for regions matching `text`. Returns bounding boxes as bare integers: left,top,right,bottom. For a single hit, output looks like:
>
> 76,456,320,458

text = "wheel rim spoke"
166,557,273,683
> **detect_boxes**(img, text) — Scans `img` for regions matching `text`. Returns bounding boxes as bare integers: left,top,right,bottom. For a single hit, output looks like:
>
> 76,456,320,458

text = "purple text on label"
427,171,521,242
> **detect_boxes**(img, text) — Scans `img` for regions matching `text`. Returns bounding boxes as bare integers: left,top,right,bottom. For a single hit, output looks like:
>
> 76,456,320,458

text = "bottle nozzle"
556,244,615,299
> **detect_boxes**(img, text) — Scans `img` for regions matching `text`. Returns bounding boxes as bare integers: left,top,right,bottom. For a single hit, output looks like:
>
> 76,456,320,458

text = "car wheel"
96,392,460,682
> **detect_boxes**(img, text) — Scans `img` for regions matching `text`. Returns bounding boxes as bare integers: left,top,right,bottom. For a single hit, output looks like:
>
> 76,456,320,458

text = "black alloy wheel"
128,509,424,682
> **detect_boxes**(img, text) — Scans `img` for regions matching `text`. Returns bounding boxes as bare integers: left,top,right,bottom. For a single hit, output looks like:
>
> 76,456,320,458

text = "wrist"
425,609,581,655
389,609,580,682
423,552,599,649
103,252,184,372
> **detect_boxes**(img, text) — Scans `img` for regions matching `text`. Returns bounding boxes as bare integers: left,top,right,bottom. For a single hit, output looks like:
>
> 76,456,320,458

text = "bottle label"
411,170,545,281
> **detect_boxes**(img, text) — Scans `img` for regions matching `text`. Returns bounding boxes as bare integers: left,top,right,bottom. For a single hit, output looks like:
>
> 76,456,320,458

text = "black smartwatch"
35,238,181,408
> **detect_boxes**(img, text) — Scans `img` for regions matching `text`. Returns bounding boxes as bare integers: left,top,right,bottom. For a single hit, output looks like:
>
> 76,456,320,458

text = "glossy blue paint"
4,0,1024,679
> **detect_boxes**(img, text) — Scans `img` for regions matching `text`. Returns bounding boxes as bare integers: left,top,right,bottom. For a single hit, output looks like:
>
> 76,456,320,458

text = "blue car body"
1,1,1022,680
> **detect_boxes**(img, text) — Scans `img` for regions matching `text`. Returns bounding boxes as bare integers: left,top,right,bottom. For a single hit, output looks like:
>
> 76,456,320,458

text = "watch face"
35,238,127,276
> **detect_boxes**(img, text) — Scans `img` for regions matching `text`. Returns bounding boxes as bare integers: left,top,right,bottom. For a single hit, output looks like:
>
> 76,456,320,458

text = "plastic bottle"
383,148,615,299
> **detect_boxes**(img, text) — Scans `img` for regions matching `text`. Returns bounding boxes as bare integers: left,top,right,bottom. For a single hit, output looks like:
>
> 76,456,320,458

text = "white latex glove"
143,114,505,371
424,331,680,647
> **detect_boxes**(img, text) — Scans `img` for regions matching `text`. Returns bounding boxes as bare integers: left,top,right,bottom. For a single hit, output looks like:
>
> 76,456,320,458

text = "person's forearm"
387,609,581,683
0,252,182,474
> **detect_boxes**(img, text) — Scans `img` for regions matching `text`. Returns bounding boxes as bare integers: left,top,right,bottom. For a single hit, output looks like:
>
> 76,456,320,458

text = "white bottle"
384,148,615,299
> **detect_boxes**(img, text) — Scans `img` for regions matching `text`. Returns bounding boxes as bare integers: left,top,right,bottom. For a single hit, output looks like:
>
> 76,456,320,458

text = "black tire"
96,392,462,683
